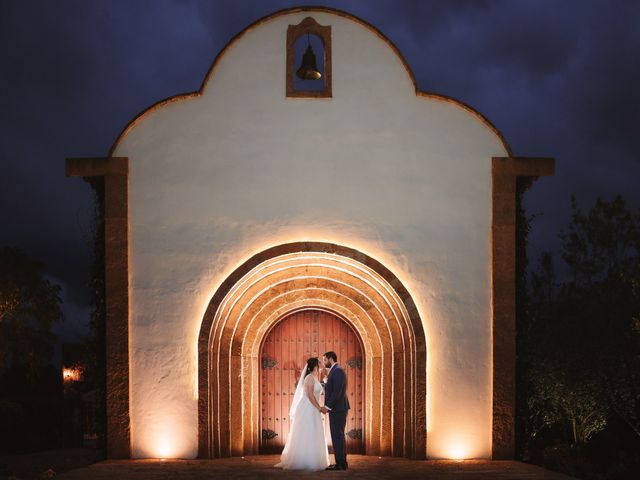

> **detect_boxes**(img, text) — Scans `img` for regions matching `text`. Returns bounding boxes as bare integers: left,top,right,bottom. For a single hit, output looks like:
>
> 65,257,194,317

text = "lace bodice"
305,375,322,402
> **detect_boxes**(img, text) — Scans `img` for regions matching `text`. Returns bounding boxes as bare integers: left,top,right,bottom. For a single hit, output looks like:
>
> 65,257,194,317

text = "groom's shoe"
325,464,341,470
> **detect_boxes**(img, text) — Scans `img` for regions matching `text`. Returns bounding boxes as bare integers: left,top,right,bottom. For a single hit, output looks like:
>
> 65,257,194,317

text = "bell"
296,39,322,81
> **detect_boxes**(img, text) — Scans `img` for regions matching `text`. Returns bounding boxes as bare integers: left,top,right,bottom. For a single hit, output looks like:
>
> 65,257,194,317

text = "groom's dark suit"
324,363,350,468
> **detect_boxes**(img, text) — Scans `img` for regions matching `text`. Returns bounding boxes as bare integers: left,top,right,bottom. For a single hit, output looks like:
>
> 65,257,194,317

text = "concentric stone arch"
197,242,427,459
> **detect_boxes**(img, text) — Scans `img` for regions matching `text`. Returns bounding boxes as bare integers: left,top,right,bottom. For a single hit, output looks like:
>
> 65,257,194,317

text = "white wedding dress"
275,374,330,470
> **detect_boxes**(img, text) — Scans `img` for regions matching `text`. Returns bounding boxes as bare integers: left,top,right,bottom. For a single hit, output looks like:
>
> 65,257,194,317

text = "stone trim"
65,157,131,459
491,157,554,459
66,157,128,177
286,16,332,98
197,244,427,459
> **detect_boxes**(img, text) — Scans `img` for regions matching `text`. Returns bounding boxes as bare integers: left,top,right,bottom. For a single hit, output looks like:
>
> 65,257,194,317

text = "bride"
275,357,330,471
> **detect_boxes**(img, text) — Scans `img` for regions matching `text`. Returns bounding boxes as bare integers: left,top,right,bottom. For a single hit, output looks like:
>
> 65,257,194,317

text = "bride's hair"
304,357,319,377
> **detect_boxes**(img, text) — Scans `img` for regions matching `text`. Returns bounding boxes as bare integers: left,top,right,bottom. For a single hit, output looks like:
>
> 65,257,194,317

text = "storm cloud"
1,0,639,342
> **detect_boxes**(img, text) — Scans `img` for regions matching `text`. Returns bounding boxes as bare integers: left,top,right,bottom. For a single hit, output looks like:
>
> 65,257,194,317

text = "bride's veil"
289,366,307,420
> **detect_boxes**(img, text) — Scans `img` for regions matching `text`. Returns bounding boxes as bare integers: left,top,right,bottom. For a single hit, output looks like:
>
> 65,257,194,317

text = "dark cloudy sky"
1,1,639,346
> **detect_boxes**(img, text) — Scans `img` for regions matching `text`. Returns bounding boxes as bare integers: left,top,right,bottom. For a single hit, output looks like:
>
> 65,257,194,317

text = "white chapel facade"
66,7,553,461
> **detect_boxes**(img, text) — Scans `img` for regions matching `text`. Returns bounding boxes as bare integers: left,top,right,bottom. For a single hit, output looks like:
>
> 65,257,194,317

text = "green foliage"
0,246,63,377
524,194,640,453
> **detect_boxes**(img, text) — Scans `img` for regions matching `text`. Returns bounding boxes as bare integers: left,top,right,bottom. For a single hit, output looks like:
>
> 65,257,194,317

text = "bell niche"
286,17,332,98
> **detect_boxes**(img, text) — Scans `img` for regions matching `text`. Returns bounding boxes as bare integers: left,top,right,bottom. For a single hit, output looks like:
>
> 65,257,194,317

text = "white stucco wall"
113,10,508,460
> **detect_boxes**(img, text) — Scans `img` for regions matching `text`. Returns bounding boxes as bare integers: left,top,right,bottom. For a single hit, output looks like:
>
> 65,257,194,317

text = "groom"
321,351,349,471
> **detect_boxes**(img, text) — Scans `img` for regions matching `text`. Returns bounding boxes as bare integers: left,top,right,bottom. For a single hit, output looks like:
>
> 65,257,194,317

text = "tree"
559,195,640,440
525,195,640,449
0,246,62,377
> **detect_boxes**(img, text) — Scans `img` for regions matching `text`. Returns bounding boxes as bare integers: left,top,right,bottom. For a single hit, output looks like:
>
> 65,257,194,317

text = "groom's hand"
320,407,329,414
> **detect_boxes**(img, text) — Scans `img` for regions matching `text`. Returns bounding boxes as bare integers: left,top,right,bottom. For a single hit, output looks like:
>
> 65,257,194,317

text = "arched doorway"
198,242,427,459
259,309,365,454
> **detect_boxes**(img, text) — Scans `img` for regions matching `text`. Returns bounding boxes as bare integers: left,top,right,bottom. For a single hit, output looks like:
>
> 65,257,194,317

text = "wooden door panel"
260,310,364,454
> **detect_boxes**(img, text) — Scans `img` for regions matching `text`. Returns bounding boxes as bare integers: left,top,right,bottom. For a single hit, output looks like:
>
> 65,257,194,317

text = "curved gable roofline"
108,5,512,157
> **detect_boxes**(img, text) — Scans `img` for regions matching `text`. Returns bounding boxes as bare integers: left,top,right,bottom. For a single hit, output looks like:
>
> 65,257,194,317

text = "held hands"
319,406,329,414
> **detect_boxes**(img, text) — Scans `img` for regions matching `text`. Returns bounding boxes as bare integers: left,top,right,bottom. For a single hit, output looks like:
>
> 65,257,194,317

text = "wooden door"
260,309,364,454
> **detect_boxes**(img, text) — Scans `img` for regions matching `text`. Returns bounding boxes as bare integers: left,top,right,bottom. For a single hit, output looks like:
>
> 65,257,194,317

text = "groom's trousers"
329,410,348,467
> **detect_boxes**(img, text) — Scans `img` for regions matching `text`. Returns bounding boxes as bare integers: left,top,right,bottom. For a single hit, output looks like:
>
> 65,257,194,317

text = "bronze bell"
296,36,322,81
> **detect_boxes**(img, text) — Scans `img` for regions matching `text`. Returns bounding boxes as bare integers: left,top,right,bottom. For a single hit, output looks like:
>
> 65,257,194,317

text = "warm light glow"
133,413,198,459
155,436,174,459
62,367,81,383
440,433,478,460
448,445,468,460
